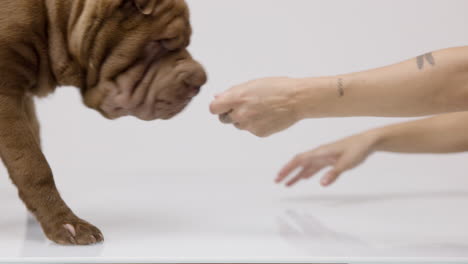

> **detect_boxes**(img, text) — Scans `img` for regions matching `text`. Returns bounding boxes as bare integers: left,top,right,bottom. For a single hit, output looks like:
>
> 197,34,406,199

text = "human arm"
210,47,468,137
277,111,468,187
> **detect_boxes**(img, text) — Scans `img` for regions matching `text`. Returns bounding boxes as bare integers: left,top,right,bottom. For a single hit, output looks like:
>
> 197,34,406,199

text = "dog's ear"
69,0,158,62
133,0,160,15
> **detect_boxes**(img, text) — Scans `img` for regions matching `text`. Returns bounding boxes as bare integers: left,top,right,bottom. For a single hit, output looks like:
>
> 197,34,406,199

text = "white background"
2,1,468,263
10,0,468,192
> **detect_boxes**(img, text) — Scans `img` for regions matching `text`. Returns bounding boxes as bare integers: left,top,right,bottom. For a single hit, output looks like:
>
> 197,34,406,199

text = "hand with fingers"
210,77,309,137
277,131,379,187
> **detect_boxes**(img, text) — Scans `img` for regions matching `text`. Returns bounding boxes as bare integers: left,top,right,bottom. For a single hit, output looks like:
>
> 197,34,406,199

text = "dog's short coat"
0,0,206,245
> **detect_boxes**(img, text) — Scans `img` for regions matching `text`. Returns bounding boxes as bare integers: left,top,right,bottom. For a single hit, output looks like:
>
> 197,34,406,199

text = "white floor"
0,168,468,264
1,1,468,263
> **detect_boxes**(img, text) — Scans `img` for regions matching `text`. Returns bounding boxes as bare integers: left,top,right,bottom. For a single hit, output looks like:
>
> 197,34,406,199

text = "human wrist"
364,127,388,153
292,77,339,119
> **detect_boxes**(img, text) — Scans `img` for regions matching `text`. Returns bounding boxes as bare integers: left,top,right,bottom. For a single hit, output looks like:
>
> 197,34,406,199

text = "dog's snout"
182,63,206,97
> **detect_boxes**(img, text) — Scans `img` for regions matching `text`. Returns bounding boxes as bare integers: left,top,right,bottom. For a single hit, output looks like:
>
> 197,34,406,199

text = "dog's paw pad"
63,223,76,236
46,220,104,245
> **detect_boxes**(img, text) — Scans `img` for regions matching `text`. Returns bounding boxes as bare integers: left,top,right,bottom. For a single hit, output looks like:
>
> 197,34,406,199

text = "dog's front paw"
43,217,104,245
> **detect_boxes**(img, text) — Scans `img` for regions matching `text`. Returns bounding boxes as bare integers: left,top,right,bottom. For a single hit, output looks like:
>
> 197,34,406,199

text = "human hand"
276,131,380,187
209,77,310,137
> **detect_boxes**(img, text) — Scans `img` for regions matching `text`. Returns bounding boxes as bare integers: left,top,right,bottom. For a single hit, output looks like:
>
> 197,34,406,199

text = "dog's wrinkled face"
69,0,207,120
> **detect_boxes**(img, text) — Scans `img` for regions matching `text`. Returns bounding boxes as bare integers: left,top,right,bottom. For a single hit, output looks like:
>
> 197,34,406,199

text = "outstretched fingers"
277,151,337,187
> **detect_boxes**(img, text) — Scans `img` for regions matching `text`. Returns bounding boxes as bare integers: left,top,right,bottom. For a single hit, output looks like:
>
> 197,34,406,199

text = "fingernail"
321,178,330,186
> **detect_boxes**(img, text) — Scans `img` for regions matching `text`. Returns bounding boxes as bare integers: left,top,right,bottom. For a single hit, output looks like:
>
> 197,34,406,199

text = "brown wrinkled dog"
0,0,206,245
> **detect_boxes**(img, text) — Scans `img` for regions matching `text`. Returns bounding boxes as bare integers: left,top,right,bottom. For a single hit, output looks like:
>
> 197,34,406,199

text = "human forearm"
297,47,468,118
370,112,468,154
277,111,468,187
210,46,468,138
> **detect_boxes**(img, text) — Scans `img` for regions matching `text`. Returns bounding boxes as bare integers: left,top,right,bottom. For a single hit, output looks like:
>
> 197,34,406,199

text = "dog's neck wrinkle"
44,0,85,89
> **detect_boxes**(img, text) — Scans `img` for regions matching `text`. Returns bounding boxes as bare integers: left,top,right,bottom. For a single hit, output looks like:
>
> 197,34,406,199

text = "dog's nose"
183,66,207,97
187,67,207,87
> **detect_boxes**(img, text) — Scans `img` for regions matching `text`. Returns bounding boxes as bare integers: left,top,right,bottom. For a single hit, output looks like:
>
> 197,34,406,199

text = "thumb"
320,153,355,186
209,92,238,115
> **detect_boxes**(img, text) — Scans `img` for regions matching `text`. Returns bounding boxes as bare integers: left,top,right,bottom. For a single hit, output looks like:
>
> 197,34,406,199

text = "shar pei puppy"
0,0,206,245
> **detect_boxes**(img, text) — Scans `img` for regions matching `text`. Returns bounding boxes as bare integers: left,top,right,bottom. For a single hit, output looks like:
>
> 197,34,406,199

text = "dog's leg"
1,94,103,245
24,97,41,146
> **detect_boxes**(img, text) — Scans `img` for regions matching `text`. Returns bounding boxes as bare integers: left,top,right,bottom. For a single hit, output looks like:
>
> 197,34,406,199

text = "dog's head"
68,0,206,120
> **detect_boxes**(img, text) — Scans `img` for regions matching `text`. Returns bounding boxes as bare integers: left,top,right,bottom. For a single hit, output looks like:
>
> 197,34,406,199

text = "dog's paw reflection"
277,210,367,255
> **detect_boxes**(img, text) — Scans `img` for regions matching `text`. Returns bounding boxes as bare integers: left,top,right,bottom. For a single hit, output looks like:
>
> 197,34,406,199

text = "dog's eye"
161,35,188,51
157,16,190,51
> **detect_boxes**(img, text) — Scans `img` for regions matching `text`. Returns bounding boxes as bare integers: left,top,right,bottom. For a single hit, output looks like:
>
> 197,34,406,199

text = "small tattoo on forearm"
337,78,344,97
416,52,436,70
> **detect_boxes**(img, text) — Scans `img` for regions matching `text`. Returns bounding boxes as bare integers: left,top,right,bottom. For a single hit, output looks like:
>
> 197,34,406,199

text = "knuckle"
235,90,250,102
230,111,243,122
234,123,246,130
256,131,270,138
293,154,303,163
315,145,332,155
333,166,345,175
315,146,326,153
252,130,264,137
295,153,307,162
237,112,253,123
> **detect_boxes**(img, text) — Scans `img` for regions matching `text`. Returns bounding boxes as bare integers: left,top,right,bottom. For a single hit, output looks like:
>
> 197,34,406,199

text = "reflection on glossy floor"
1,169,468,263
